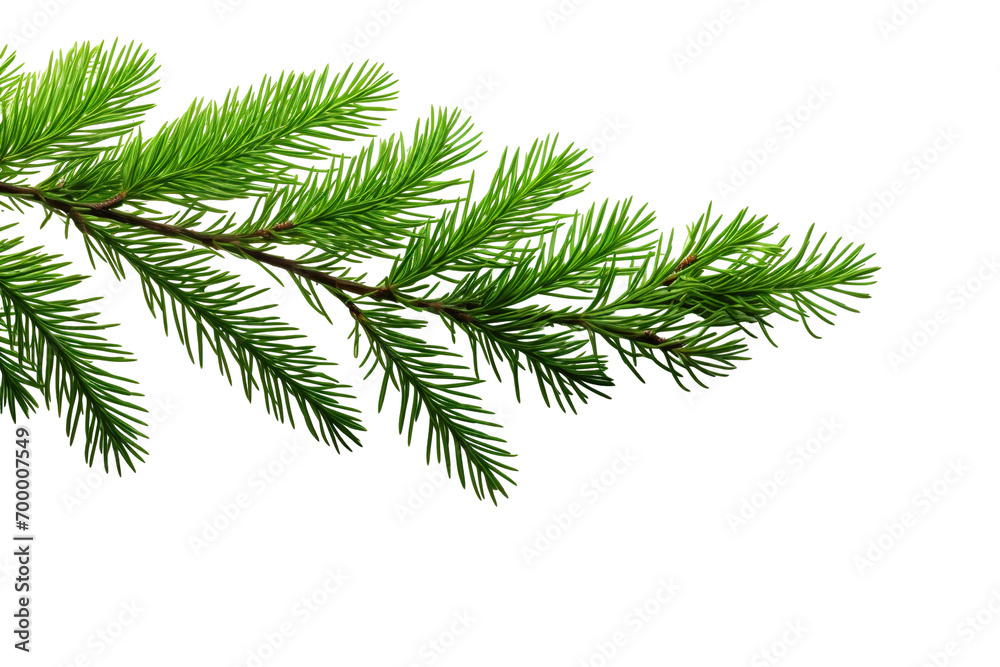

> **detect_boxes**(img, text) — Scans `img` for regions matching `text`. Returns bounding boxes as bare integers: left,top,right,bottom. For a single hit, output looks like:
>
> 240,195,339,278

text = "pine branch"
0,42,880,500
0,182,872,397
0,180,386,299
461,316,613,413
45,63,396,207
86,224,365,451
0,228,146,472
0,41,157,180
667,224,878,341
450,199,657,310
221,108,482,262
0,46,21,102
346,299,515,502
572,313,750,390
386,137,591,288
0,329,38,421
0,179,876,405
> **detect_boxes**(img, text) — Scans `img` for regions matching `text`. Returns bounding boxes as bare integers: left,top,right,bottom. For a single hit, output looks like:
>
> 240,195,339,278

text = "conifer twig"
0,41,879,500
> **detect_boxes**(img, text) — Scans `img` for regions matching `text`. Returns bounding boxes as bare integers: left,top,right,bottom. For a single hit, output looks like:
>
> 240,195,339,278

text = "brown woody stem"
0,181,681,349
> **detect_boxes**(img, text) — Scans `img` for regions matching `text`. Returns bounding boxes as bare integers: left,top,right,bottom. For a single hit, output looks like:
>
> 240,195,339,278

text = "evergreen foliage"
0,42,878,501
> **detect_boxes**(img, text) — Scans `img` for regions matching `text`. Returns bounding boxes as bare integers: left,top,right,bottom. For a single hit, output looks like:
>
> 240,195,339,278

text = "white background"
2,0,1000,665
